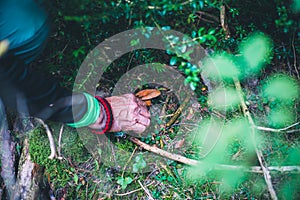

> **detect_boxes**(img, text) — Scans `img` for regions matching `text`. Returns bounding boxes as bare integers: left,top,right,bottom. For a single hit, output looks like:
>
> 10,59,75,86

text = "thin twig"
166,95,191,128
196,11,219,23
114,181,155,197
159,162,178,183
255,122,300,133
291,34,299,79
121,146,138,177
138,180,154,200
35,118,56,159
129,136,300,173
57,124,64,160
160,94,171,120
234,78,278,200
220,4,231,39
159,114,174,119
180,0,193,6
130,137,197,165
195,15,216,24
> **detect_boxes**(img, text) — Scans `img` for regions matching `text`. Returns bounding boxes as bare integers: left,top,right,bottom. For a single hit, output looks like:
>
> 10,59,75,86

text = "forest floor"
1,0,300,199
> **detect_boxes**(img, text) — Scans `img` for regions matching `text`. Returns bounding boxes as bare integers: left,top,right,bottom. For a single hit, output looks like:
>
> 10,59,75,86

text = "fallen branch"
220,4,231,39
129,137,300,173
166,95,191,128
35,118,56,159
234,78,278,200
196,11,219,23
138,180,154,200
130,137,197,165
57,124,64,160
114,181,155,197
255,122,300,133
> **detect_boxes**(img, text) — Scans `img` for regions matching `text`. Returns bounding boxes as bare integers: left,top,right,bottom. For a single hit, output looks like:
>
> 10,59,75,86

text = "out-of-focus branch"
220,4,231,39
255,122,300,133
234,78,278,200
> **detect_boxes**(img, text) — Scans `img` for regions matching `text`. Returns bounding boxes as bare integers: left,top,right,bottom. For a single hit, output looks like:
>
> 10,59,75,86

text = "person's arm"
0,0,150,133
0,52,151,133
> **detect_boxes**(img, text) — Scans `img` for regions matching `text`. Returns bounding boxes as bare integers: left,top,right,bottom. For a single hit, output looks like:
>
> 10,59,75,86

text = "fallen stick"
57,124,64,160
234,78,278,200
35,118,56,159
220,4,231,39
114,181,155,197
130,137,197,165
138,180,154,200
129,137,300,173
255,122,300,133
166,95,191,128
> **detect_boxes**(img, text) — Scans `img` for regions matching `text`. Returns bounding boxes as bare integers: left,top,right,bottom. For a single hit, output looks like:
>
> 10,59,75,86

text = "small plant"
117,176,133,190
132,154,147,173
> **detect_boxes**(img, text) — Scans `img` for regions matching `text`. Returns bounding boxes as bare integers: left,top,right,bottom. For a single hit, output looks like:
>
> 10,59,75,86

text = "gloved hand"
89,94,151,134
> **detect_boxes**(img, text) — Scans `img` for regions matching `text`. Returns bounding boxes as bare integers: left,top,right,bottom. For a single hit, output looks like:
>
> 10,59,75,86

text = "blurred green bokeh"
263,74,299,103
239,33,272,76
208,86,240,111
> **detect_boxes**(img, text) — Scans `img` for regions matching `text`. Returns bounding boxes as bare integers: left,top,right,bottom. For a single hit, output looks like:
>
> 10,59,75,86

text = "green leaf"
130,38,140,46
132,155,147,173
125,177,133,184
73,174,79,184
117,177,133,189
170,56,177,65
132,164,139,173
208,29,216,35
198,27,205,36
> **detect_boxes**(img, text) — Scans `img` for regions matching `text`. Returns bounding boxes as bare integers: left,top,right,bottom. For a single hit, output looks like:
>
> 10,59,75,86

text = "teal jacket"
0,0,87,123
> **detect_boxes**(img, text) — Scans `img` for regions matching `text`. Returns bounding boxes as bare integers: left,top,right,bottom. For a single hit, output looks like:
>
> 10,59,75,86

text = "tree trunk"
1,98,50,200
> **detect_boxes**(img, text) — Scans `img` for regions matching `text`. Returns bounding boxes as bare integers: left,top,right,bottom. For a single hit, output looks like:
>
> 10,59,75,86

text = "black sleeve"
0,0,87,123
0,56,87,123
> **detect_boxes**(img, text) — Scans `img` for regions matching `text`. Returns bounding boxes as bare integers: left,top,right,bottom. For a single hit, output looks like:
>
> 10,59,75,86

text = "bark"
0,99,16,199
1,97,50,200
17,138,50,200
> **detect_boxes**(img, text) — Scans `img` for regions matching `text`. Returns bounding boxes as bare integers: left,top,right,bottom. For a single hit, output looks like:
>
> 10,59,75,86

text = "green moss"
28,124,90,189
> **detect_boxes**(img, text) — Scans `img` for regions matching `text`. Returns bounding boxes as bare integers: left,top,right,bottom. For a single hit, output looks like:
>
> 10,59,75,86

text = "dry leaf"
144,100,152,106
186,108,194,120
174,139,185,149
135,89,161,100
